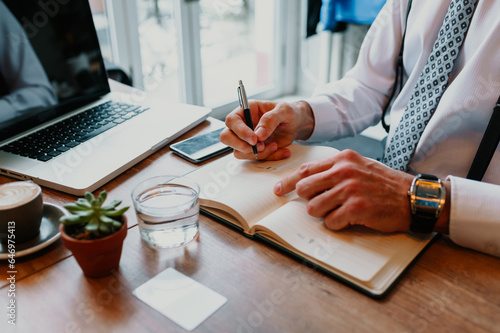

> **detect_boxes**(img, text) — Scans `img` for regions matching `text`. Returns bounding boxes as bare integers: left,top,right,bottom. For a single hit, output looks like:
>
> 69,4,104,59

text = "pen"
237,80,258,159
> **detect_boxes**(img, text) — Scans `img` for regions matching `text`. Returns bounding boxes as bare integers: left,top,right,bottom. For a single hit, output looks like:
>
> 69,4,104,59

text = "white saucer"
0,203,66,260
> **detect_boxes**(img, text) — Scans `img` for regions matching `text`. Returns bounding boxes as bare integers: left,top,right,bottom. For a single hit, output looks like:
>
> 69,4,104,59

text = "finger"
263,147,291,161
220,127,256,155
323,205,352,231
225,110,258,145
305,186,344,219
295,168,340,201
233,142,278,160
274,158,335,196
254,103,293,142
295,151,369,200
322,194,374,231
324,200,410,233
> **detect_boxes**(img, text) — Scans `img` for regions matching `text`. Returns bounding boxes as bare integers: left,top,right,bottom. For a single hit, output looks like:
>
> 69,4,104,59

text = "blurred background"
89,0,377,120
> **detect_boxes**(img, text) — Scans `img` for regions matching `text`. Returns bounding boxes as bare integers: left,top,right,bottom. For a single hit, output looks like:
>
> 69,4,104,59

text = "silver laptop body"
0,0,210,195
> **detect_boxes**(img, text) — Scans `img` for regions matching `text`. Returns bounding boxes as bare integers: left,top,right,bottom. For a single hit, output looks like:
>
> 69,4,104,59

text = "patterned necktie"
383,0,477,171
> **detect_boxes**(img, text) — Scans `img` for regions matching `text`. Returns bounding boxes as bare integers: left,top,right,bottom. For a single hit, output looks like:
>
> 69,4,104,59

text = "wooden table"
1,91,500,333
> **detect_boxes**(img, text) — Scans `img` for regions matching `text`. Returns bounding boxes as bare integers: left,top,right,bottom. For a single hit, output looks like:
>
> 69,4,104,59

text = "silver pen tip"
254,153,258,159
238,80,243,85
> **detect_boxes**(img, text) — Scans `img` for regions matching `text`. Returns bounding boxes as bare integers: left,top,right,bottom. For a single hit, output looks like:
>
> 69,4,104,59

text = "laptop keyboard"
0,101,149,162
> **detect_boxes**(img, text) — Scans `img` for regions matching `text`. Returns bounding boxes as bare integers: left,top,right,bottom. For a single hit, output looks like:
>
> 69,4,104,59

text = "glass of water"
131,175,200,248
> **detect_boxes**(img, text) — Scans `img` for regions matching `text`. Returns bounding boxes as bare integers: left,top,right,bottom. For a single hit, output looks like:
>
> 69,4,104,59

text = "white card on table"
133,268,227,331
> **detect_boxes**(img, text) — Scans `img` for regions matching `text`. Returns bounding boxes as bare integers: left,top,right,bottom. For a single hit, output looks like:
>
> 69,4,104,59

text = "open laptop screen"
0,0,110,142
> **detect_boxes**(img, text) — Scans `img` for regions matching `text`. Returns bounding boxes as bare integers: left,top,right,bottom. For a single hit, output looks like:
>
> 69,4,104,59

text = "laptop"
0,0,211,195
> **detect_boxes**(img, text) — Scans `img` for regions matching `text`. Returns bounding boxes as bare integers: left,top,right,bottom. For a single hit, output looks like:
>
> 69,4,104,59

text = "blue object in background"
319,0,339,32
319,0,387,31
335,0,387,25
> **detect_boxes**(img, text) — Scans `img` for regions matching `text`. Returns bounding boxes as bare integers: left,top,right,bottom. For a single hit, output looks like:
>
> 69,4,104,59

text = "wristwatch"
407,174,446,234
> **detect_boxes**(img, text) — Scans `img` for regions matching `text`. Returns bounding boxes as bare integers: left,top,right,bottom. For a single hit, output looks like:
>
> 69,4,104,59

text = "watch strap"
410,214,437,234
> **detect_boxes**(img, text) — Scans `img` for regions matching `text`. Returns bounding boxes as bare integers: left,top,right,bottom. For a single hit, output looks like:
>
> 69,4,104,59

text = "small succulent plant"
60,190,129,239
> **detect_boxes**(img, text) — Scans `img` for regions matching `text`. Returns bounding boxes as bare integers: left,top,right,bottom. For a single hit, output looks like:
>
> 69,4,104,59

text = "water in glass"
134,182,199,248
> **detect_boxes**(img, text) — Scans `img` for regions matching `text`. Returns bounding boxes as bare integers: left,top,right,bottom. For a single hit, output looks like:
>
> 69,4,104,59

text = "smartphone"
170,128,232,164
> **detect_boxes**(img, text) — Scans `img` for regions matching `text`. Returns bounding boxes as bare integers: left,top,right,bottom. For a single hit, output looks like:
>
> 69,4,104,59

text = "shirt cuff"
448,176,500,257
303,95,341,142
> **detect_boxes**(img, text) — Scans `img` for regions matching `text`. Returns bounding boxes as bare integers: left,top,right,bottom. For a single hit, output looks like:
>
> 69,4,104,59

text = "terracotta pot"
59,216,127,278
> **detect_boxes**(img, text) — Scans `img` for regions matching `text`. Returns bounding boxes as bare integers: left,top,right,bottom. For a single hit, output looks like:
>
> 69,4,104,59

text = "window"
89,0,114,63
199,0,276,107
136,0,180,102
89,0,299,119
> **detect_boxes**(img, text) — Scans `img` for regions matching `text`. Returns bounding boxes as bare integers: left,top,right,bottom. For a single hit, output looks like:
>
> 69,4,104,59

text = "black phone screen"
170,128,232,163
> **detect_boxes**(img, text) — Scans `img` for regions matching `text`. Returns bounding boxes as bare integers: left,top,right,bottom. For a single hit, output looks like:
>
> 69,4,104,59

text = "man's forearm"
293,100,315,141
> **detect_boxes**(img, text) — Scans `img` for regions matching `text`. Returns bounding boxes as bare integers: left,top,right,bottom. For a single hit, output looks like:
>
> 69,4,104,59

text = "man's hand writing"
221,100,314,160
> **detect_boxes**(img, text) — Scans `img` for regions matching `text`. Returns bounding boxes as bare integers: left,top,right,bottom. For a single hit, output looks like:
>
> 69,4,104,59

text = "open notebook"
187,144,435,297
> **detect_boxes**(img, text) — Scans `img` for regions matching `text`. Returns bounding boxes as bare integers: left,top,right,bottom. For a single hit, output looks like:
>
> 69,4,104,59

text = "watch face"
410,175,445,233
415,181,442,210
415,198,441,209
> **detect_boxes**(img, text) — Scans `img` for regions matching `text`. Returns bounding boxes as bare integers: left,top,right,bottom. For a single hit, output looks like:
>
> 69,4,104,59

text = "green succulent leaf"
111,221,122,229
97,190,107,205
91,198,101,209
84,192,95,202
85,222,98,232
102,206,129,216
60,214,86,225
101,200,122,211
99,215,117,225
64,203,91,213
76,198,92,208
77,210,94,218
87,216,100,229
99,223,110,234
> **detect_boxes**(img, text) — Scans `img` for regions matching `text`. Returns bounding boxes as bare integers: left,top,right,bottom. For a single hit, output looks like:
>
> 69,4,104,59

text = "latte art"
0,182,41,209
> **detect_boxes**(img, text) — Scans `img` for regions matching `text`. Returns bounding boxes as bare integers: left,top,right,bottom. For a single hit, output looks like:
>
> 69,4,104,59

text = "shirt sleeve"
304,0,406,142
448,176,500,257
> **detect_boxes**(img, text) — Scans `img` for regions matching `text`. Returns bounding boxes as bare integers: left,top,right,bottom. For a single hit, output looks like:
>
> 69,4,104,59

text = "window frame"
103,0,301,119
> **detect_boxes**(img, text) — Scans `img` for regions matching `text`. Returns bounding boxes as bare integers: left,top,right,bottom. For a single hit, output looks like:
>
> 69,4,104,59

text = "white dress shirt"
305,0,500,257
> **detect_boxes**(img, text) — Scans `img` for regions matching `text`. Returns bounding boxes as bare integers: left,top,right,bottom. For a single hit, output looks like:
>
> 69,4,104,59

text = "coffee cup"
0,181,44,243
